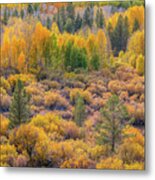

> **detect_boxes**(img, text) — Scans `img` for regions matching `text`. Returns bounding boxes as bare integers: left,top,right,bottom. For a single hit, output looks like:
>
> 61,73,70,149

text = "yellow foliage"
9,124,49,155
8,74,36,87
44,91,68,109
124,162,144,170
136,54,144,75
0,115,9,136
128,30,144,55
96,157,123,170
118,142,144,164
70,88,92,104
17,51,25,73
0,144,17,167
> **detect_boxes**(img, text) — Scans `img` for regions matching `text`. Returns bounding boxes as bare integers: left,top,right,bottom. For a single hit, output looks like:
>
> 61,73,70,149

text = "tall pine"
9,79,30,129
97,95,129,152
74,94,86,126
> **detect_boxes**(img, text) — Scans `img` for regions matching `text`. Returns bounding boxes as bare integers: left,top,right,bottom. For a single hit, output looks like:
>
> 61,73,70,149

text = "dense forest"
0,1,145,169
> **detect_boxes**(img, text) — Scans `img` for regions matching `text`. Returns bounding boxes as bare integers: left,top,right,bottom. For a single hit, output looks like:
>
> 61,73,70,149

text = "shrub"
96,157,123,170
0,144,17,167
70,88,92,104
44,91,69,110
8,74,36,88
118,142,144,164
0,94,11,112
9,124,49,156
0,115,9,136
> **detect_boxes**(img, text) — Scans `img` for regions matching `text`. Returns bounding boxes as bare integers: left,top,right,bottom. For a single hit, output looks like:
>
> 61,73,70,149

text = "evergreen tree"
46,17,51,30
64,41,87,71
27,4,34,15
122,16,129,51
12,9,18,17
97,95,129,152
75,13,82,32
83,6,93,28
20,9,25,19
90,53,100,70
3,8,8,25
133,18,140,32
66,3,75,20
9,79,30,129
74,94,86,126
96,8,104,28
108,15,129,56
64,18,74,33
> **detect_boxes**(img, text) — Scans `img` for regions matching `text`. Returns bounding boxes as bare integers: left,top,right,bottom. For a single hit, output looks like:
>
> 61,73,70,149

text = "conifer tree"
74,94,86,126
9,79,30,129
75,13,82,32
97,95,129,152
3,8,8,25
96,8,104,28
27,4,34,15
133,18,140,32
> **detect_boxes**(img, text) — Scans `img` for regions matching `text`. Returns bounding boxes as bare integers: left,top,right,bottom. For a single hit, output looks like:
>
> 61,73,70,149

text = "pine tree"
74,94,86,126
133,18,140,32
9,79,30,129
64,18,74,33
90,53,100,70
108,15,129,56
12,9,18,17
46,17,51,30
66,3,75,20
27,4,34,15
83,6,93,28
96,8,104,28
97,95,129,152
3,8,8,25
20,9,25,19
75,13,82,32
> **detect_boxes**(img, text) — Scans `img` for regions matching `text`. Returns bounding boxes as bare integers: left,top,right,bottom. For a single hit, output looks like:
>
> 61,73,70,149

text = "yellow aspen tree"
17,52,25,73
136,54,144,75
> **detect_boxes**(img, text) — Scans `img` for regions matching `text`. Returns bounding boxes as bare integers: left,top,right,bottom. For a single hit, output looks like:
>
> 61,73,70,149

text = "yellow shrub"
118,142,144,164
0,144,17,167
44,91,68,109
0,115,9,136
70,88,92,104
8,74,36,87
0,77,11,93
124,162,144,170
9,124,49,155
96,157,123,170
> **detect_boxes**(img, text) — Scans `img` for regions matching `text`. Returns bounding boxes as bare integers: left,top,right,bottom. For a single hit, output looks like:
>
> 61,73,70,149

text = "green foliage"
46,17,51,30
74,94,86,126
108,15,129,56
64,41,88,71
64,18,75,33
9,79,30,129
96,8,104,29
97,95,129,152
83,6,94,28
90,53,100,70
27,4,34,15
3,8,9,25
133,18,140,32
20,9,25,19
75,13,82,32
12,9,18,17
